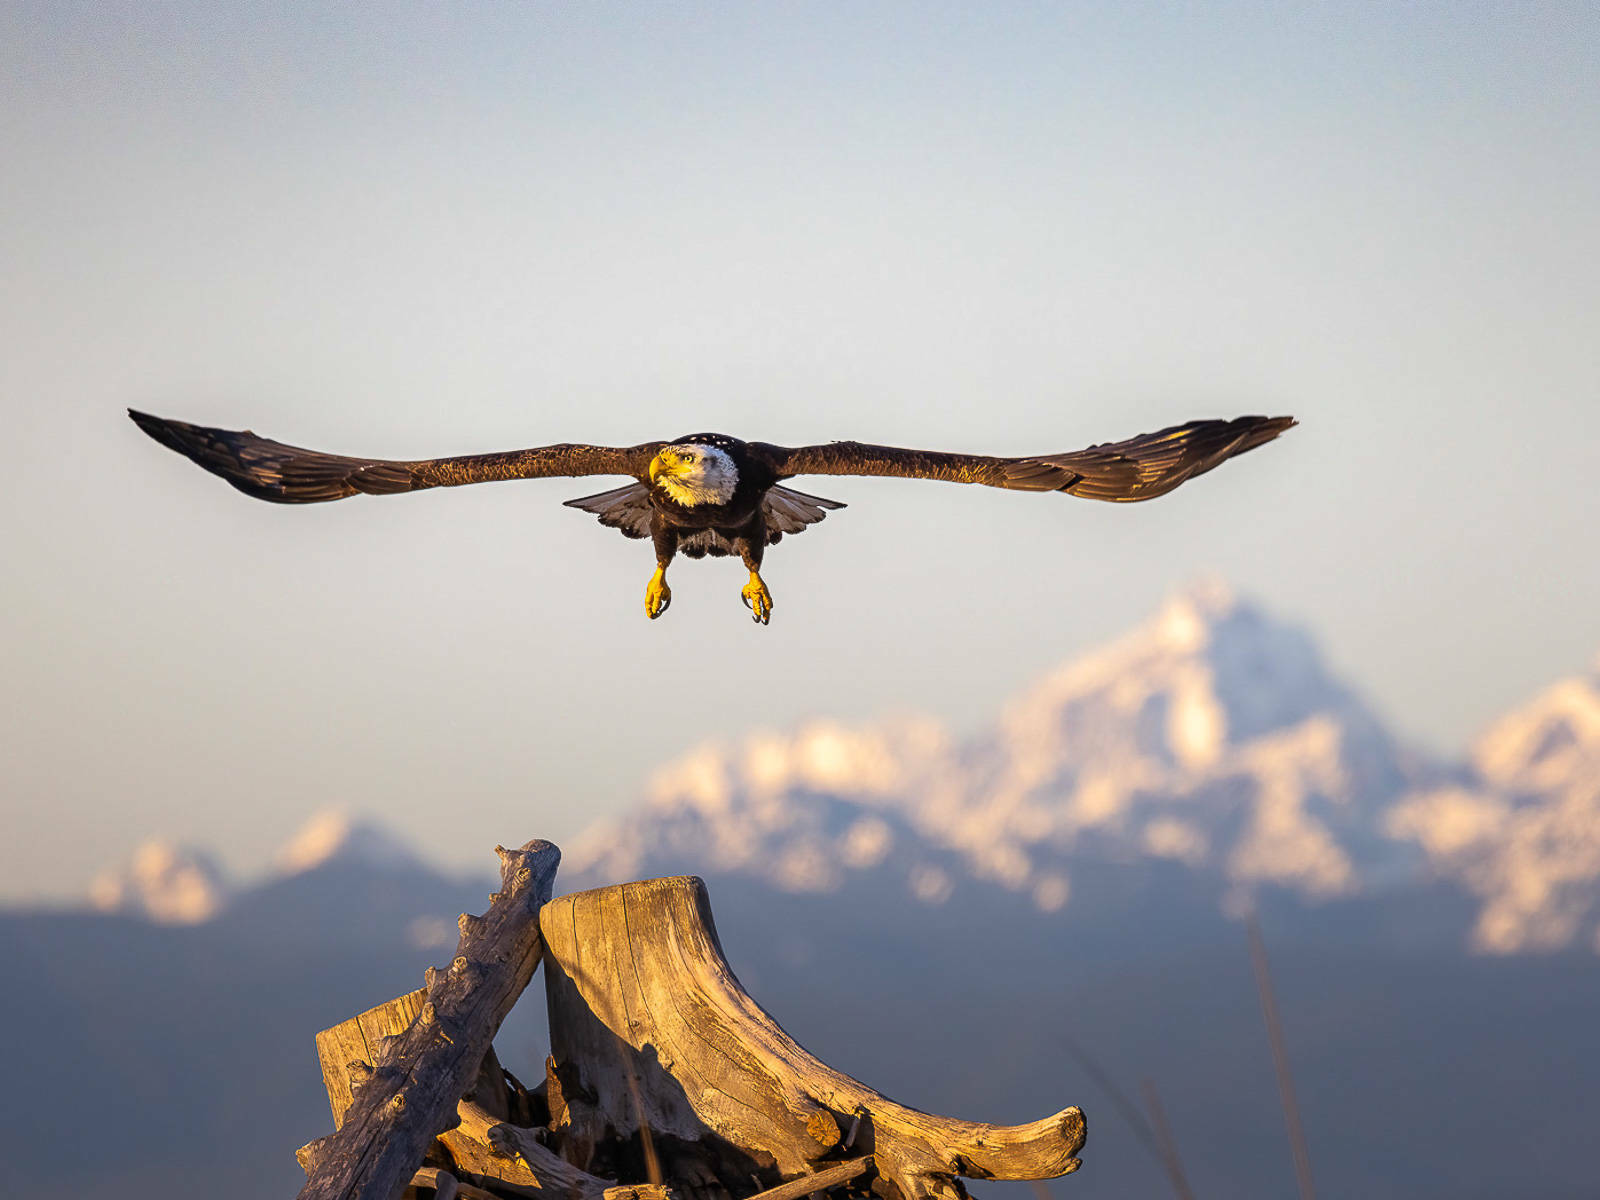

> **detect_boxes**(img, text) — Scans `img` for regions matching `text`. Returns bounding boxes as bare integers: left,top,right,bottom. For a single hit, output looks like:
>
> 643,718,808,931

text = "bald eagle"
128,410,1294,623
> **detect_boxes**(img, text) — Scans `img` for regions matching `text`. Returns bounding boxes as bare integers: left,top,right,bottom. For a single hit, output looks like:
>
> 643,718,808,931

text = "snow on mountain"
572,581,1427,912
1471,656,1600,794
567,715,991,903
86,810,424,925
83,592,1600,955
88,839,231,924
274,809,422,875
960,579,1420,897
1388,657,1600,953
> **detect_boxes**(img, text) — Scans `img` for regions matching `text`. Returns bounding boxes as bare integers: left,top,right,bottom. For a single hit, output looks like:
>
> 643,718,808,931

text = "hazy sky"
3,2,1597,902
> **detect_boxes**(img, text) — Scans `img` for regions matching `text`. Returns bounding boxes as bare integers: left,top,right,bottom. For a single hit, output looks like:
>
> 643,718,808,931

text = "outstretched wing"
753,415,1295,503
129,410,657,504
564,483,847,556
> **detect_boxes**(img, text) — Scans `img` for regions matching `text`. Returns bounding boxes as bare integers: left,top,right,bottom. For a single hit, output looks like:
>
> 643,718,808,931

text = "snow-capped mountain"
86,586,1600,955
571,581,1432,911
569,714,986,904
88,840,231,924
946,578,1423,898
1387,656,1600,953
275,809,423,875
87,809,426,926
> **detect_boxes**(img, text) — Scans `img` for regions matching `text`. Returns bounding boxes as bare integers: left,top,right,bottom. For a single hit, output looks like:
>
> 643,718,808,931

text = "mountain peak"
1002,581,1375,772
1471,667,1600,794
1154,575,1241,648
88,839,231,924
573,581,1419,912
275,810,421,875
1385,650,1600,954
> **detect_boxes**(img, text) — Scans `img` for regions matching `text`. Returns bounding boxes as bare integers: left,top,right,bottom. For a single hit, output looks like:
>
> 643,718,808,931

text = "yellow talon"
645,569,672,620
740,572,773,625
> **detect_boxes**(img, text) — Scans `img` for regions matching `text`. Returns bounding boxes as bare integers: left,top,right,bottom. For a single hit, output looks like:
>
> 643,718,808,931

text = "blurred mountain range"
570,580,1600,953
8,583,1600,1200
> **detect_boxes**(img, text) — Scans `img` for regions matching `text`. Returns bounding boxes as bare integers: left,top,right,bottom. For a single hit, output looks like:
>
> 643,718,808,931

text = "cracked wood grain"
540,876,1084,1200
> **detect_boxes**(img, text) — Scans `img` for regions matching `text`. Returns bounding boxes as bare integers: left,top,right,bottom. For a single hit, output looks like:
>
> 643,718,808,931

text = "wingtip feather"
127,409,198,457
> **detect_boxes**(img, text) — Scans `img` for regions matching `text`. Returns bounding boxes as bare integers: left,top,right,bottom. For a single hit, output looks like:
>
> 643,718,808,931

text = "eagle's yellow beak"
650,448,681,484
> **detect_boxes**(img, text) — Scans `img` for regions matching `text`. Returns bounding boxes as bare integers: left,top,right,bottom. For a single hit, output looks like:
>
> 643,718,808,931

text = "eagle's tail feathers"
564,482,655,538
565,482,845,547
762,484,845,539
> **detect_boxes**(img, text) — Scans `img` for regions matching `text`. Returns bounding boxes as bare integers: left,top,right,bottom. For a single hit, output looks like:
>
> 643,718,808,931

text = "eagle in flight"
129,410,1294,624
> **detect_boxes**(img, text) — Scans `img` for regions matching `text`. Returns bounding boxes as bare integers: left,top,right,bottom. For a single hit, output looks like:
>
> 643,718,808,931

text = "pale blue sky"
3,2,1597,901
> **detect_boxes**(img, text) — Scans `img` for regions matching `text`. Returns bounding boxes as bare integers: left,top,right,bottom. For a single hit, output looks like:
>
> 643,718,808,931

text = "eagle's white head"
650,443,738,507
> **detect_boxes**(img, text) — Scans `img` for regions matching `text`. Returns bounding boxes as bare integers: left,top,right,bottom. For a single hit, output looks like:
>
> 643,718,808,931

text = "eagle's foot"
740,573,772,625
645,569,672,620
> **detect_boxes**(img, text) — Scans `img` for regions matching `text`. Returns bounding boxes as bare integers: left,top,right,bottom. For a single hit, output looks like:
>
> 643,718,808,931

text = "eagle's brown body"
129,410,1295,623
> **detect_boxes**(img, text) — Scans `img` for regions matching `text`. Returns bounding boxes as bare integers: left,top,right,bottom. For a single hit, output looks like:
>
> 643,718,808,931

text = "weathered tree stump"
295,846,1084,1200
313,989,430,1128
540,876,1084,1200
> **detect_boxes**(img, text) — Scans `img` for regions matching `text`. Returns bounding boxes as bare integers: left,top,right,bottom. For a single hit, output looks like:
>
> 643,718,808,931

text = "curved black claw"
740,577,772,625
646,574,672,620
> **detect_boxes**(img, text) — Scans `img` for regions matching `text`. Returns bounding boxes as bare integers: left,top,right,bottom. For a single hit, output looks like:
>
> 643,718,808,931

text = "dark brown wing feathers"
128,410,651,503
756,415,1294,503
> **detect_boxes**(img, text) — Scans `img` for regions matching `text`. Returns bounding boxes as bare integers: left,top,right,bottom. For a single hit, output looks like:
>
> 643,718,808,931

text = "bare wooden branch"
297,839,561,1200
298,1135,333,1175
740,1157,873,1200
540,876,1085,1200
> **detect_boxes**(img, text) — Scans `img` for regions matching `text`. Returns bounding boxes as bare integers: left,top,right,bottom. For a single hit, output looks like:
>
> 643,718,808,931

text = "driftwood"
439,1099,631,1200
314,991,509,1129
314,989,428,1128
296,846,1084,1200
740,1158,874,1200
297,839,560,1200
307,1000,660,1200
540,876,1084,1200
312,1062,636,1200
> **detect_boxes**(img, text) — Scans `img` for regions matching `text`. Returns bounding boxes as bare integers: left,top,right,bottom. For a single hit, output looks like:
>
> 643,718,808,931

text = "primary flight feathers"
129,409,1295,622
126,409,645,503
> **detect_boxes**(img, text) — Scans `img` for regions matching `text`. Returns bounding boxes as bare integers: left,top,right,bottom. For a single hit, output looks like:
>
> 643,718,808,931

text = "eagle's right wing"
754,416,1295,503
129,410,659,503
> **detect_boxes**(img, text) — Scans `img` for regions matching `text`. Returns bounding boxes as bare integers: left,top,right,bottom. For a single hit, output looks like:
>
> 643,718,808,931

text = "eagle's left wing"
753,415,1295,503
129,410,659,504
